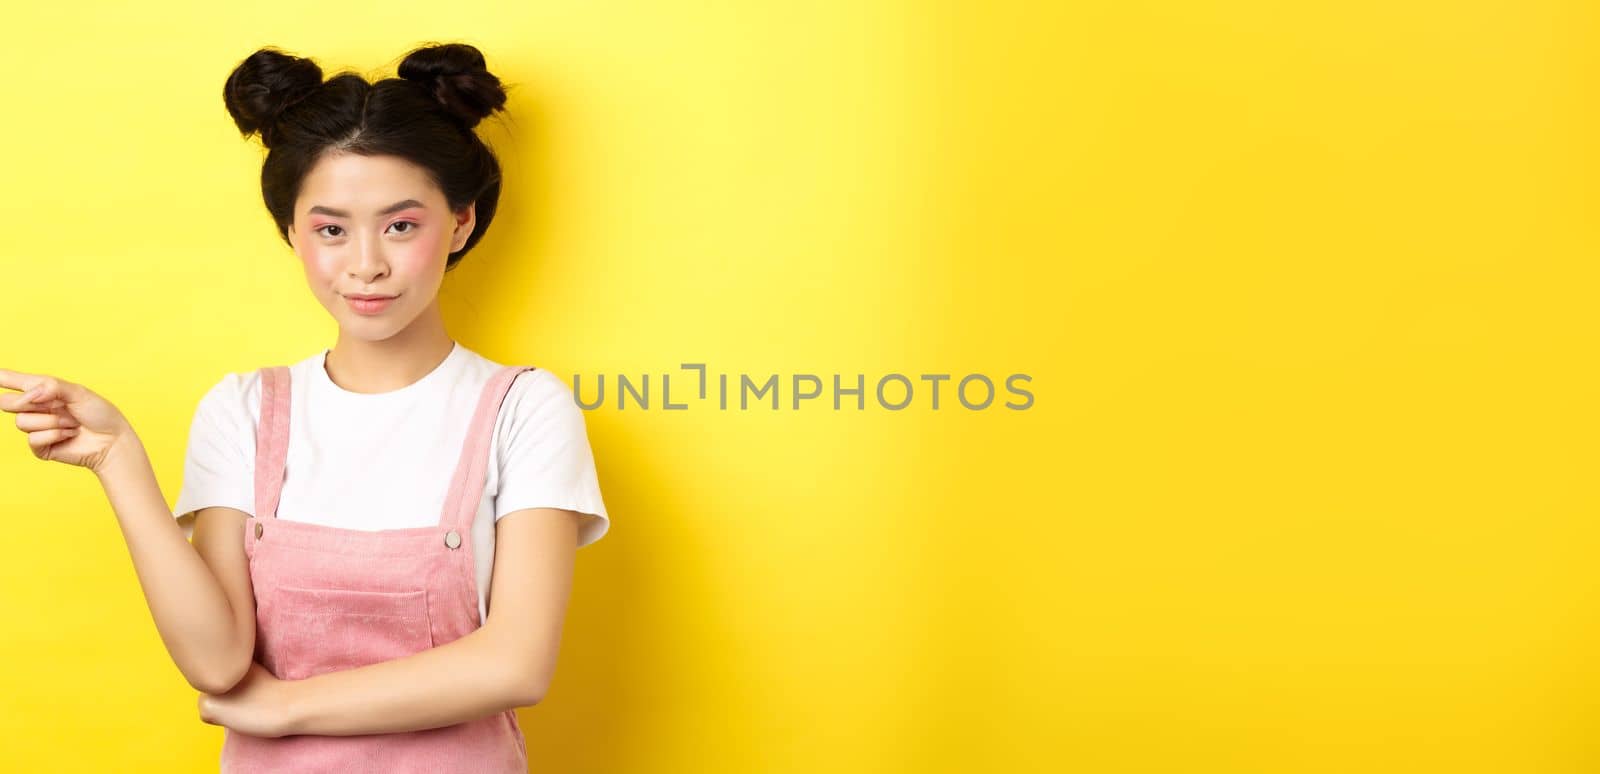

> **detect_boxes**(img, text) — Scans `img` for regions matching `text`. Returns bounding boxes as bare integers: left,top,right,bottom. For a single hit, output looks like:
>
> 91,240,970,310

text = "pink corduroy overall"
218,362,535,773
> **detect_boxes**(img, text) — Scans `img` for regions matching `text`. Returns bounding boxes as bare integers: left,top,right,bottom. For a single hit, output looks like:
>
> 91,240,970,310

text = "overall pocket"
268,584,435,681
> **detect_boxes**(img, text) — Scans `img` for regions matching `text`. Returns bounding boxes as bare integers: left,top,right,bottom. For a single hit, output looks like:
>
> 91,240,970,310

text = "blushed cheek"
390,242,445,278
292,248,344,300
301,249,340,285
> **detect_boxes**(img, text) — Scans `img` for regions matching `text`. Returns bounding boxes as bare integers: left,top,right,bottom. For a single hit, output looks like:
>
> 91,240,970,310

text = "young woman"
0,43,609,771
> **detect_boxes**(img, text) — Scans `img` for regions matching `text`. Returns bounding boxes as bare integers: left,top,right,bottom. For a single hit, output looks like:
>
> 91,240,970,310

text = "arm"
279,507,581,736
0,370,253,695
97,444,257,694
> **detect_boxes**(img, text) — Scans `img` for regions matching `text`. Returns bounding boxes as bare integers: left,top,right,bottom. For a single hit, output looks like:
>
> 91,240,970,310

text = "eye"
312,222,414,238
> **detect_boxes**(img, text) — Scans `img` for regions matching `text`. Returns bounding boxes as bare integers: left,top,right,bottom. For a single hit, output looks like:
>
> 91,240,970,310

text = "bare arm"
97,445,256,694
0,370,254,694
278,507,580,735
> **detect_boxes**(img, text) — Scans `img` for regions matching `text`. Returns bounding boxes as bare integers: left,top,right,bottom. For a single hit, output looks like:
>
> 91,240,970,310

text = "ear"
285,222,297,251
450,203,477,253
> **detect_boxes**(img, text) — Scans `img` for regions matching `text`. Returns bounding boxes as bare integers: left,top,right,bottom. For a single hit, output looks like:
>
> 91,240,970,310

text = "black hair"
222,43,509,271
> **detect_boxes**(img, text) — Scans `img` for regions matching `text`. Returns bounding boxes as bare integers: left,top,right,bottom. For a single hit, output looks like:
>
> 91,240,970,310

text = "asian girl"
0,42,609,771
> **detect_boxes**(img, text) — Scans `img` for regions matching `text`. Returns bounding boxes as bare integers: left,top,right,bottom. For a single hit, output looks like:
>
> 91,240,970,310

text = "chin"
347,315,419,342
344,319,405,336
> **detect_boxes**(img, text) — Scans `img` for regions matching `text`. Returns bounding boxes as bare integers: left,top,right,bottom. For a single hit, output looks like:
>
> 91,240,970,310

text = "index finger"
0,368,43,393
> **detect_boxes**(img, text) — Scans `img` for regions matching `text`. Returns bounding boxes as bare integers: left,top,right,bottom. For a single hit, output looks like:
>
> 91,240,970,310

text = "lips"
344,293,398,315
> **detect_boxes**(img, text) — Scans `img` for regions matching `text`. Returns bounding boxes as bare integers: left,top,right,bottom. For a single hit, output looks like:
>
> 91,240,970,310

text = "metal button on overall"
445,530,462,549
255,522,263,539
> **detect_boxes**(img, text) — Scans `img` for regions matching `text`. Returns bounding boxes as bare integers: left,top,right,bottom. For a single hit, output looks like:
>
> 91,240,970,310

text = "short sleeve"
493,369,611,548
171,372,257,541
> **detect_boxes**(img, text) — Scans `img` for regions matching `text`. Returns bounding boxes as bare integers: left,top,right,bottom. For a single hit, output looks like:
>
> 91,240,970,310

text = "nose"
346,233,389,285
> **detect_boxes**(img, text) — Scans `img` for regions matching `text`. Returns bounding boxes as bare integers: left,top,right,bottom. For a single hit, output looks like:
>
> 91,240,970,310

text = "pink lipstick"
344,293,397,315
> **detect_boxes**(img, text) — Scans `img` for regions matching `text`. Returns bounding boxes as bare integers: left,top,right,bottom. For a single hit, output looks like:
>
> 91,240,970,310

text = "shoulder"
190,355,311,435
504,368,584,425
181,368,266,464
507,368,573,405
447,346,589,442
454,346,577,420
186,353,310,445
194,369,262,421
493,367,590,442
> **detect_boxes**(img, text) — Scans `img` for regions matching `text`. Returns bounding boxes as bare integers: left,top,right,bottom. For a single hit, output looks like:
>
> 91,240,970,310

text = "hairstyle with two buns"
222,42,509,270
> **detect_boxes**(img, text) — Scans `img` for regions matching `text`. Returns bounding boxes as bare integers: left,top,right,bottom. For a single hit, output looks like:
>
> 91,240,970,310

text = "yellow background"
0,1,1594,771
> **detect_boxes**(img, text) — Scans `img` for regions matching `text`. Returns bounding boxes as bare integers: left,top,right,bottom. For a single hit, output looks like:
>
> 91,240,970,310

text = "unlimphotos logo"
570,364,1034,411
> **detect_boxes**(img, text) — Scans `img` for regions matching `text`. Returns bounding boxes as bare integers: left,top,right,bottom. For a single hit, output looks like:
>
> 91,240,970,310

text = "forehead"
296,152,443,214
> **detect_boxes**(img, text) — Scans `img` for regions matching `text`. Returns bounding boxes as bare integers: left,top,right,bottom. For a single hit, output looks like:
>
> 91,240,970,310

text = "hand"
0,368,137,473
198,661,295,738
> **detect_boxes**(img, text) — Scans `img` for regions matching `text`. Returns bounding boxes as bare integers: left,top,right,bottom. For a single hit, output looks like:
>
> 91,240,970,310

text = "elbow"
510,667,549,708
186,646,253,695
511,682,547,709
187,662,247,695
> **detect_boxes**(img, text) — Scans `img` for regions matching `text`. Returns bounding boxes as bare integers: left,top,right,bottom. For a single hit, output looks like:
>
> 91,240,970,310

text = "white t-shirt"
171,341,610,624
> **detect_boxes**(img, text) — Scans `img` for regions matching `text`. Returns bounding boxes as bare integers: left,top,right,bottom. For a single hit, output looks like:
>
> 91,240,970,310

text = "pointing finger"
0,388,45,413
0,368,27,391
0,368,47,395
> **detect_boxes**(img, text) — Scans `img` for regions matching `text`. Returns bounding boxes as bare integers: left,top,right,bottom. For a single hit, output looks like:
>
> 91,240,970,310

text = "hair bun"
222,47,323,148
397,43,507,130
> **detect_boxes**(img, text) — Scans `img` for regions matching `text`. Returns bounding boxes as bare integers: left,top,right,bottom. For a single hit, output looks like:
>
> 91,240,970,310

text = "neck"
325,301,454,394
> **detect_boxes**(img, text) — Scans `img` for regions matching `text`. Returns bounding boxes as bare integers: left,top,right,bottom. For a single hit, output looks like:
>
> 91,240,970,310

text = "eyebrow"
306,199,426,218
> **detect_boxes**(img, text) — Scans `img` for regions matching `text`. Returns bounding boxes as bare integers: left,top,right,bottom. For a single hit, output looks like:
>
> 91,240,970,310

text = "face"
285,152,475,342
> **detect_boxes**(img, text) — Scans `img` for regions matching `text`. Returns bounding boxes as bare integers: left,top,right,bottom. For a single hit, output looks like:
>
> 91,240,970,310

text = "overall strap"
253,366,292,521
439,365,537,531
